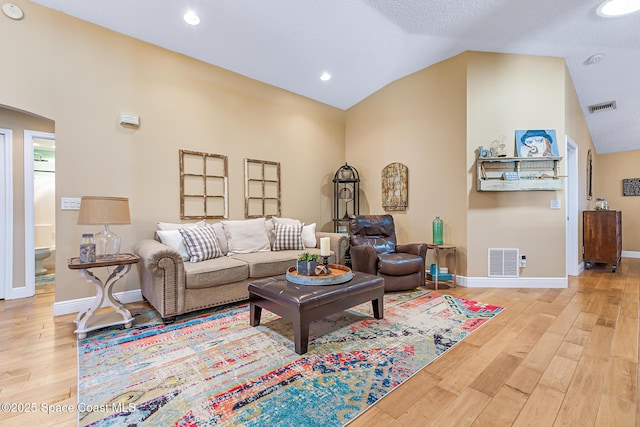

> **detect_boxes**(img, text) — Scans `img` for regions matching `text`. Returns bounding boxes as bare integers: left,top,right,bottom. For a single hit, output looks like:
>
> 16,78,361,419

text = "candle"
320,237,330,257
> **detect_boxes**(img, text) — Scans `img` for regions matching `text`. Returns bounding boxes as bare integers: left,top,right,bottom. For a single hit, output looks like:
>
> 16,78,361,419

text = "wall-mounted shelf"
477,156,563,192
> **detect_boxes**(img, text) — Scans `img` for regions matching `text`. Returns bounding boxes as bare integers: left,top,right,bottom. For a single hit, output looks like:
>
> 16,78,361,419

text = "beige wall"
597,151,640,251
0,107,55,289
563,66,598,259
1,1,345,302
347,51,582,278
466,52,567,277
345,54,468,274
2,2,621,306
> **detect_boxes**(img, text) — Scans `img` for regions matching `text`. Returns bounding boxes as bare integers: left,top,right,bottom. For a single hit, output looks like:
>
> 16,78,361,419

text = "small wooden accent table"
426,244,457,290
68,253,140,339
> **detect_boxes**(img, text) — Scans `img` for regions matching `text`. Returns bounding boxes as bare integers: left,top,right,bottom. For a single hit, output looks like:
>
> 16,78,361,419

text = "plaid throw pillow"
272,223,304,251
179,225,223,262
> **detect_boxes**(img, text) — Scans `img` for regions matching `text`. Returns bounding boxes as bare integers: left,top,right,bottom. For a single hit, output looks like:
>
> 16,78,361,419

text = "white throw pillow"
156,220,205,231
209,222,228,256
179,225,223,262
156,230,190,261
272,223,304,251
301,223,317,248
272,217,302,226
222,218,271,254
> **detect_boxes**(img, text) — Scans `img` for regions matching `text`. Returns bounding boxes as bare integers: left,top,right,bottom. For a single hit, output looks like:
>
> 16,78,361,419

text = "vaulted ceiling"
32,0,640,154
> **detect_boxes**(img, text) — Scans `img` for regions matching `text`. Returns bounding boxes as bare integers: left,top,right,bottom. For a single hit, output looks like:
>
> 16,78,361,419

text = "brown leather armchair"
348,215,427,292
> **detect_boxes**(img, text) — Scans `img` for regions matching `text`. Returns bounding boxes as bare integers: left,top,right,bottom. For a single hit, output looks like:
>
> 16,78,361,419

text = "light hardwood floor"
1,259,638,426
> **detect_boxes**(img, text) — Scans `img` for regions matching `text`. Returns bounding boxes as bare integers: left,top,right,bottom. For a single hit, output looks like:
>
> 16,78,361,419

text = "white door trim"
1,128,13,299
565,135,580,276
20,130,55,299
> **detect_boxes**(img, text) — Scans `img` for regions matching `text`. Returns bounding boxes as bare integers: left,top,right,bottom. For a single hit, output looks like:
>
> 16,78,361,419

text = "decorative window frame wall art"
244,158,281,218
515,129,559,158
381,162,408,211
179,149,229,219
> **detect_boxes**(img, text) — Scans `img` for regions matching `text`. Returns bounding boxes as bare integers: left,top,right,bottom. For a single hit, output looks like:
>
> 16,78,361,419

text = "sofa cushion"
301,223,317,248
222,218,271,254
156,229,190,261
209,222,229,256
272,223,304,251
183,256,249,289
231,251,299,278
179,225,223,262
231,248,332,278
156,220,204,231
272,217,302,226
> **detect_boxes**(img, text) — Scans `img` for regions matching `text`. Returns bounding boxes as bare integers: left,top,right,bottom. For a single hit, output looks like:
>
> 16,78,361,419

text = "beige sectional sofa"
134,217,347,322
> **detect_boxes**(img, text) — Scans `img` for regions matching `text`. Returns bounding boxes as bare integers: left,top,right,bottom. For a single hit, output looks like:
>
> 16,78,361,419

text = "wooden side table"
68,253,140,339
426,244,457,290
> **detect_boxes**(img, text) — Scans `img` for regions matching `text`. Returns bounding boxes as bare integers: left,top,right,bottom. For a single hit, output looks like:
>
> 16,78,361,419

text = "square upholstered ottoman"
248,271,384,354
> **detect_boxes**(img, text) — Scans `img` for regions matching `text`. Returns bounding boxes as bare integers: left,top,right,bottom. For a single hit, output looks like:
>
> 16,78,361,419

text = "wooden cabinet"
477,156,563,191
583,210,622,272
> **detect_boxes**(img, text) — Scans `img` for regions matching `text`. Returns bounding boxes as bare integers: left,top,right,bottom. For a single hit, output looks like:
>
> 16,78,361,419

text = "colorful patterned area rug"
77,289,503,426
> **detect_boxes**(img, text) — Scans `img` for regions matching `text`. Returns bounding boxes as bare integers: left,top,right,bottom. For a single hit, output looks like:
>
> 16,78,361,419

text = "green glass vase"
432,216,443,245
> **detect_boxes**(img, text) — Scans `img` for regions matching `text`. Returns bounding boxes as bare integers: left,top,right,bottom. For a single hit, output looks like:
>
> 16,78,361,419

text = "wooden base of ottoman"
248,271,384,354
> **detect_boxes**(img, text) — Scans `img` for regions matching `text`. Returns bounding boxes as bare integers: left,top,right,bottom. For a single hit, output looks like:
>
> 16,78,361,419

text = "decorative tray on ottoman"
285,264,353,286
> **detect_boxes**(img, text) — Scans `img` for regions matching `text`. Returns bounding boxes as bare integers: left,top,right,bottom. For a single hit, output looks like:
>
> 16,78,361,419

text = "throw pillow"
221,218,271,254
208,222,228,256
156,230,190,261
272,223,304,251
272,217,302,226
156,220,205,231
301,223,317,248
178,225,223,262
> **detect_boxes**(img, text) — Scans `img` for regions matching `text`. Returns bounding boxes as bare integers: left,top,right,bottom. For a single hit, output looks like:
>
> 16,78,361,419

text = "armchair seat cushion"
378,253,424,276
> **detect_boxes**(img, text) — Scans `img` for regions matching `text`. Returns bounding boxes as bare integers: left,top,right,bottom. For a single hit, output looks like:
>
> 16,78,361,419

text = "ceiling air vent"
488,248,519,278
588,100,616,114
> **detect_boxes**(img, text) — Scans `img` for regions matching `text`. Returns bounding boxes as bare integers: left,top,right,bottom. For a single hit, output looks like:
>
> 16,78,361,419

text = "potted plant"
296,252,319,276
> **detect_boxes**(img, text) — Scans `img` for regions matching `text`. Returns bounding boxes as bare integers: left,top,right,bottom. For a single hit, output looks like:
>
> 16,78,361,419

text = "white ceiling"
31,0,640,154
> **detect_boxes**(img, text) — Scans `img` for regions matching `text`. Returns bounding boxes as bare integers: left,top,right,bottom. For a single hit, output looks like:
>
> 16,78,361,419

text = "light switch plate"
550,199,561,209
61,197,81,210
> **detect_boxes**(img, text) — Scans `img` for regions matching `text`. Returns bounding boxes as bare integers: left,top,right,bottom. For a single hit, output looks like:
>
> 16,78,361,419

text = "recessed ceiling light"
184,10,200,26
597,0,640,17
320,72,332,82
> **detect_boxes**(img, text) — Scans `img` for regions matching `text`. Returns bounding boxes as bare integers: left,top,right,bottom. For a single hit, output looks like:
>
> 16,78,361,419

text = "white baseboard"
455,275,567,288
622,251,640,259
53,289,143,316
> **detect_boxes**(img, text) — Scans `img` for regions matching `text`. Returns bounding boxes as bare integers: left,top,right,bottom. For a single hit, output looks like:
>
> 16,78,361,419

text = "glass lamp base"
95,226,121,259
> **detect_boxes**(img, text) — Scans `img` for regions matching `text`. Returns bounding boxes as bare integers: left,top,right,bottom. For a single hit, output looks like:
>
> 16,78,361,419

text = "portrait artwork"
515,129,559,158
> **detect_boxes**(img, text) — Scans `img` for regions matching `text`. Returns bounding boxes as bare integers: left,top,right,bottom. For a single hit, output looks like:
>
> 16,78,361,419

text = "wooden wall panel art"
382,162,408,211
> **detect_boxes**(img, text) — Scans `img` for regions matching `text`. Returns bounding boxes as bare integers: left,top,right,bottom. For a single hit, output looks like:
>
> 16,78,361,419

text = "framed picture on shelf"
515,129,559,158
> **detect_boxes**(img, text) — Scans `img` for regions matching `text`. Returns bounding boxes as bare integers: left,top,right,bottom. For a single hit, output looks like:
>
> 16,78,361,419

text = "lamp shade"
77,196,131,225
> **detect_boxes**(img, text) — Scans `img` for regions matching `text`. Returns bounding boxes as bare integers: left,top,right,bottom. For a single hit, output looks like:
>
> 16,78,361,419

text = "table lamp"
77,196,131,259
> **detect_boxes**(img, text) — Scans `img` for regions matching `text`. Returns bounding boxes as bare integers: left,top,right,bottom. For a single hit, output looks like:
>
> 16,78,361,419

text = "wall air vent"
488,248,519,278
588,101,616,114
